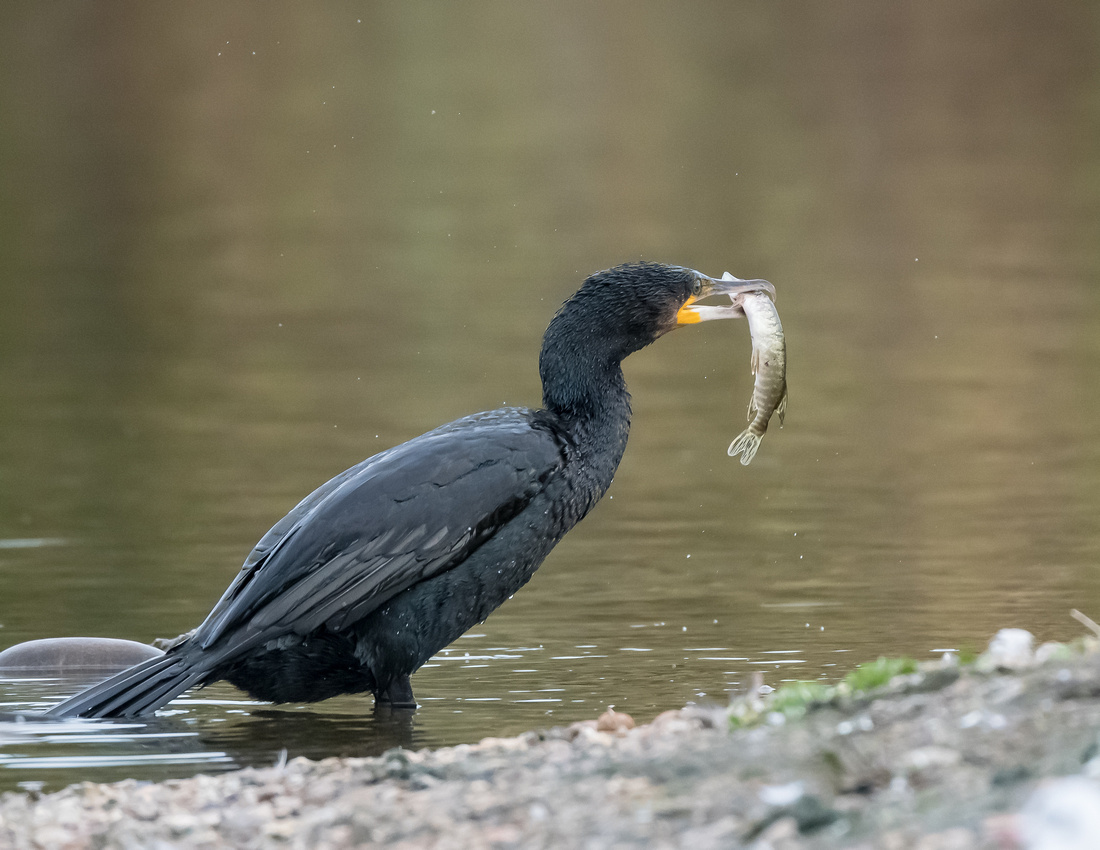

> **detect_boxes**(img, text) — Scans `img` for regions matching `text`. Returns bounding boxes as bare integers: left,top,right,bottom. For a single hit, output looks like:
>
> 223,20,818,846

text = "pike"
725,272,787,465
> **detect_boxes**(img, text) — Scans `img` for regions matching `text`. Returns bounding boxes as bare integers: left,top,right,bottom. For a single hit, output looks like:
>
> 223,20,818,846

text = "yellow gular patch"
675,296,702,325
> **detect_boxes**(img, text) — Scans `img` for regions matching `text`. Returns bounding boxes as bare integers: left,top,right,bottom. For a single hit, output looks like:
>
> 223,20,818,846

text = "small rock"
980,629,1035,671
901,746,961,772
648,707,711,735
759,782,804,807
1034,641,1072,664
650,709,684,728
1019,776,1100,850
596,708,634,733
32,825,74,847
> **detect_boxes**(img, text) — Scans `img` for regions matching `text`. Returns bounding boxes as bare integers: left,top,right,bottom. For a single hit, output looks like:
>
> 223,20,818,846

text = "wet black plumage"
45,262,770,718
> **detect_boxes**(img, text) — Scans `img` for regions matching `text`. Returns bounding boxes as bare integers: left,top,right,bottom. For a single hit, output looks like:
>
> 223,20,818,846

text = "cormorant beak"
675,271,775,325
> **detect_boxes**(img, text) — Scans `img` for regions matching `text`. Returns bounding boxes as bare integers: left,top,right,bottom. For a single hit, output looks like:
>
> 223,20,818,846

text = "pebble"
595,707,634,733
981,628,1035,670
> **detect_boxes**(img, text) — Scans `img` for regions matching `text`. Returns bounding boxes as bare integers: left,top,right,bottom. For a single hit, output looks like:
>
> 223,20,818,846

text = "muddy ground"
2,630,1100,849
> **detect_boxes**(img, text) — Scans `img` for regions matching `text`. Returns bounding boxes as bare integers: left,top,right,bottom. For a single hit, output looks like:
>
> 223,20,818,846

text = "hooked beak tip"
711,276,775,300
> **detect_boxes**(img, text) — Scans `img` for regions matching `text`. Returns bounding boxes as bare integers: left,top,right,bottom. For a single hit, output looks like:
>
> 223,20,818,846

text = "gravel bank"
3,631,1100,849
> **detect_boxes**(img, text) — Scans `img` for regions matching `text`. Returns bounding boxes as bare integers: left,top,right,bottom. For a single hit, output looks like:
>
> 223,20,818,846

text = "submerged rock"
0,637,162,677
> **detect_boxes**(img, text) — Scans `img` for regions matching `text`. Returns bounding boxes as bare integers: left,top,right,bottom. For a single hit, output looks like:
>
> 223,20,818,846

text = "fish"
725,273,787,465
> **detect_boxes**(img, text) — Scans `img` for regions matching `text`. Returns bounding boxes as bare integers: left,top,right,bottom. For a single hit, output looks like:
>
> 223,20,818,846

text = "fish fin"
728,429,761,466
750,348,760,376
776,385,788,425
746,395,757,422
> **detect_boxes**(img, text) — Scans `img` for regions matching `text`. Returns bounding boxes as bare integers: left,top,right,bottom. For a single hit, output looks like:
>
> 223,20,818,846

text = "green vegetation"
729,655,920,730
768,680,833,720
954,646,980,666
727,633,1099,731
840,656,917,693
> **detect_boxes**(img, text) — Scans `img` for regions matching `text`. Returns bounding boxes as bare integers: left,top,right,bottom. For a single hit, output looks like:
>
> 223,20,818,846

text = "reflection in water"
1,1,1099,790
0,539,68,550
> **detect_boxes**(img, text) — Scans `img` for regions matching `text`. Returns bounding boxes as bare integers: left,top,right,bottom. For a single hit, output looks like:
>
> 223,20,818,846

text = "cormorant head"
540,262,773,417
556,262,774,357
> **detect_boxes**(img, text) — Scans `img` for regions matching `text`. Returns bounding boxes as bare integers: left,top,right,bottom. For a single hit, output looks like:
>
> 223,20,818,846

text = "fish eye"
691,278,703,297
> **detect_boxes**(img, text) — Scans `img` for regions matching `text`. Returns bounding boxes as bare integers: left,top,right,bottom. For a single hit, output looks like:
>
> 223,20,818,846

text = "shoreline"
2,631,1099,848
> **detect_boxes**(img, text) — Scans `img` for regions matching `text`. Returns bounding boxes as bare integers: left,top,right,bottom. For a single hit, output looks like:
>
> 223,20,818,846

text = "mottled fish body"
727,286,787,465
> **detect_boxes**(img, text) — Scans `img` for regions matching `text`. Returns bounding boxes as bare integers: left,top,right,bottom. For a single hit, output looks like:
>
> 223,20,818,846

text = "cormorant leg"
375,675,417,709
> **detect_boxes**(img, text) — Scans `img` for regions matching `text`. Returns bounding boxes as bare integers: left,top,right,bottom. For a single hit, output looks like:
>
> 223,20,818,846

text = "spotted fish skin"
728,291,787,465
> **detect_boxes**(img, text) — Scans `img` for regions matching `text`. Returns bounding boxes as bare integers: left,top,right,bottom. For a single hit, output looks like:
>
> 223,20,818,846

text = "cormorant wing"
192,410,563,650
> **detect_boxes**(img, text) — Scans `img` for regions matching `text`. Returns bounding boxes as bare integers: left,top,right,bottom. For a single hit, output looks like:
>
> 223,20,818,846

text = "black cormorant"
46,262,772,718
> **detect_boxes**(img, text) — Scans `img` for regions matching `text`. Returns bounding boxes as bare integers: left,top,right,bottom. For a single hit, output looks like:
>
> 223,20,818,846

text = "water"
1,2,1099,791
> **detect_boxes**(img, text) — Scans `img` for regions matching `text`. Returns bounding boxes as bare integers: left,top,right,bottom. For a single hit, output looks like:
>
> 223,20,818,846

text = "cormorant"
46,262,772,718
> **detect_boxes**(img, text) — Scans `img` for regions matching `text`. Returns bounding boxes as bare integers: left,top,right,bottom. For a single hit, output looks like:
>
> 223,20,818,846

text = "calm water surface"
1,2,1099,790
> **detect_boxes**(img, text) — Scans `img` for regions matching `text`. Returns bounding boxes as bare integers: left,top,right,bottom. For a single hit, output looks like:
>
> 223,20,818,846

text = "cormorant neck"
537,306,634,508
538,332,632,506
538,308,633,427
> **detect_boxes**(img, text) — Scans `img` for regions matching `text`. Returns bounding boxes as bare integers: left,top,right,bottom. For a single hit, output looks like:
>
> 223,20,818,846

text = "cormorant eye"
691,278,703,297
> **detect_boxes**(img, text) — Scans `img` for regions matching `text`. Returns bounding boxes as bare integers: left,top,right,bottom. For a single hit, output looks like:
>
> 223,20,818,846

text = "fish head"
674,270,774,325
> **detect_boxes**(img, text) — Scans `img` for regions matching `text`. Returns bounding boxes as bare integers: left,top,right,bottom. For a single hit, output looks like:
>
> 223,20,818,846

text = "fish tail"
727,429,762,465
